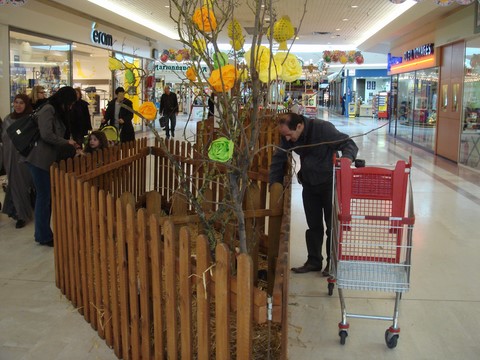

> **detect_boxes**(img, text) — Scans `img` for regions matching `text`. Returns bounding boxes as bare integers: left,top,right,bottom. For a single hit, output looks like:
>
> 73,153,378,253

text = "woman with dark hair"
25,86,78,247
1,94,35,228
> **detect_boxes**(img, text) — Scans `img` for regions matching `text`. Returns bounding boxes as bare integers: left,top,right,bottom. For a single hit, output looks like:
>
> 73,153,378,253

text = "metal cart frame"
327,157,415,349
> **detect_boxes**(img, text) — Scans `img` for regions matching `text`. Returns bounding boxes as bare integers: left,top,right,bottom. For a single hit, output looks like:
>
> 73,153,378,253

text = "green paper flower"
208,137,234,162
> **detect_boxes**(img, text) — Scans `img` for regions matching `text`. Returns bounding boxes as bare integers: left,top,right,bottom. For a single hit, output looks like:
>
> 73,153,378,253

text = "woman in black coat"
70,88,92,146
102,87,135,143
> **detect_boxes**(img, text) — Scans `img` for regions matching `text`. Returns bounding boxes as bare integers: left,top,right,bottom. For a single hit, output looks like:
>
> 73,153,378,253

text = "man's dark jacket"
104,97,135,143
269,117,358,186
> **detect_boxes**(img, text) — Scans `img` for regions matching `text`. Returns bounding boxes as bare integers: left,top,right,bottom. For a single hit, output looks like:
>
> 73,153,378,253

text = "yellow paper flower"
138,102,157,121
274,52,303,82
186,66,197,82
108,57,124,71
259,62,282,83
192,6,217,32
244,45,271,70
192,38,207,55
208,64,237,92
208,137,234,163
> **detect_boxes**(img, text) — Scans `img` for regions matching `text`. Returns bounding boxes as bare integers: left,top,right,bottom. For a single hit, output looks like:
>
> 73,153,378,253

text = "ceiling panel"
44,0,466,64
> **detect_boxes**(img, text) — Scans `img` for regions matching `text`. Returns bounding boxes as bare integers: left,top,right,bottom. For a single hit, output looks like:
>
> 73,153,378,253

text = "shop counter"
359,105,373,117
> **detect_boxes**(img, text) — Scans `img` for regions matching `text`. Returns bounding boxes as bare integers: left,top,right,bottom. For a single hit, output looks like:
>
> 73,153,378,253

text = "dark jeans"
27,164,53,244
302,181,333,268
165,113,177,138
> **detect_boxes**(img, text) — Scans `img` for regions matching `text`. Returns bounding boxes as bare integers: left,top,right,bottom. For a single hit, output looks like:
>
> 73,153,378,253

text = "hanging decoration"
322,50,364,64
192,5,217,32
228,18,245,51
159,48,191,62
272,16,295,51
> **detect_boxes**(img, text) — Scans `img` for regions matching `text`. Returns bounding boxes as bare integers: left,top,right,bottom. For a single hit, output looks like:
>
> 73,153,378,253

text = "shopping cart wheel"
339,330,348,345
328,282,335,296
385,329,399,349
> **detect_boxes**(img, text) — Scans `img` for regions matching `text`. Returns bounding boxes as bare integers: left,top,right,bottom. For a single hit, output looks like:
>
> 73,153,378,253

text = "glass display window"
392,67,438,151
412,68,438,151
460,37,480,169
9,30,71,104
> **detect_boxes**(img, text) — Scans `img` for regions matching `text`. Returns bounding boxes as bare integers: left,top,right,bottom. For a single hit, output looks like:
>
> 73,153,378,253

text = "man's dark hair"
277,112,305,130
115,87,125,95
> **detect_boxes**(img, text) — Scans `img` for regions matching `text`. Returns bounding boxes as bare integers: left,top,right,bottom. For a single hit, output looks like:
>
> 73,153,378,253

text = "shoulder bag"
6,112,40,157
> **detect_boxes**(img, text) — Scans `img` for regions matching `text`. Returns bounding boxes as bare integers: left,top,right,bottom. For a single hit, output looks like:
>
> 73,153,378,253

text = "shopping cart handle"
354,159,365,168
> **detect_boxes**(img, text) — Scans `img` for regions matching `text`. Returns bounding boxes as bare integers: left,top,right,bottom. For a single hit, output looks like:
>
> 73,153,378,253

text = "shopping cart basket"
327,157,414,348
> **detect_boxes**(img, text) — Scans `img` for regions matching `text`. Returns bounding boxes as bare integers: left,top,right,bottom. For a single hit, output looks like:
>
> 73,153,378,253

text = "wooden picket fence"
50,134,291,359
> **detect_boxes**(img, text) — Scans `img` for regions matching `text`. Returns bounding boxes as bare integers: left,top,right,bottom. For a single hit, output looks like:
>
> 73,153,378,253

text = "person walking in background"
1,94,35,229
208,92,215,119
159,85,178,139
269,112,358,275
25,86,78,247
70,87,92,146
341,93,346,116
102,87,135,143
29,85,48,110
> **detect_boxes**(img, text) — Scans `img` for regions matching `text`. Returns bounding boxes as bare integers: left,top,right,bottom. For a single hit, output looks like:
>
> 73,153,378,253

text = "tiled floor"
1,109,479,359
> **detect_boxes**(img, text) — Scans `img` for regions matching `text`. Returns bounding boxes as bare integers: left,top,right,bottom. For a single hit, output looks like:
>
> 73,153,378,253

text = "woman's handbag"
6,112,40,157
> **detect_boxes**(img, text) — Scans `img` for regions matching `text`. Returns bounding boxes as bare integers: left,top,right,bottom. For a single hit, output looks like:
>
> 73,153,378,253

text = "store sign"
155,62,208,74
403,43,434,62
91,23,113,47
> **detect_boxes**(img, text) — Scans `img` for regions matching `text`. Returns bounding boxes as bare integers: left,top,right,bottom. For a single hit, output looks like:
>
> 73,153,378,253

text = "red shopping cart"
327,157,415,349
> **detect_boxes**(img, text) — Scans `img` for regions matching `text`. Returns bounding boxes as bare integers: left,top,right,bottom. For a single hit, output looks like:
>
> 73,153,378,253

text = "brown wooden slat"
268,183,283,295
126,204,140,359
70,175,82,311
237,254,253,360
149,215,164,360
164,220,178,359
83,182,96,329
106,193,122,358
137,209,152,359
116,198,131,360
196,234,211,360
98,190,113,346
77,179,89,321
215,243,231,360
65,173,77,306
179,226,193,360
91,185,103,337
51,166,63,291
59,170,71,300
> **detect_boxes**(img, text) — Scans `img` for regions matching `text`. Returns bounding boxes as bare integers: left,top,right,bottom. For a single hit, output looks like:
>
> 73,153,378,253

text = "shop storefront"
0,3,164,131
460,37,480,169
387,4,480,170
389,47,439,152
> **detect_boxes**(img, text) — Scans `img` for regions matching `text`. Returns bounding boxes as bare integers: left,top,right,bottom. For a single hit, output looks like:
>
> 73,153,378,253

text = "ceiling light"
87,0,179,40
351,5,359,8
342,18,349,21
336,28,341,31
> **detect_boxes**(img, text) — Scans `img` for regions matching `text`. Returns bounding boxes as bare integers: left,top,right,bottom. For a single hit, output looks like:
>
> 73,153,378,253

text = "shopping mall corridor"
1,108,479,359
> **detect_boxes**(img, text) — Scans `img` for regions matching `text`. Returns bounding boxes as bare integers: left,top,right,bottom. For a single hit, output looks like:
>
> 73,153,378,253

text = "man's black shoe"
291,263,322,274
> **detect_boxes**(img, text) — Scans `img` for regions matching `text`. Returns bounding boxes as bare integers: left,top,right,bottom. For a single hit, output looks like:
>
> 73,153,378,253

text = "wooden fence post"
215,243,231,360
196,234,211,360
164,219,178,359
179,226,193,360
268,183,283,295
237,253,253,360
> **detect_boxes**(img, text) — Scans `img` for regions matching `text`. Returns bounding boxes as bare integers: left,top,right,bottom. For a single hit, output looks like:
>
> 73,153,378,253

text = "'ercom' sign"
91,22,113,47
